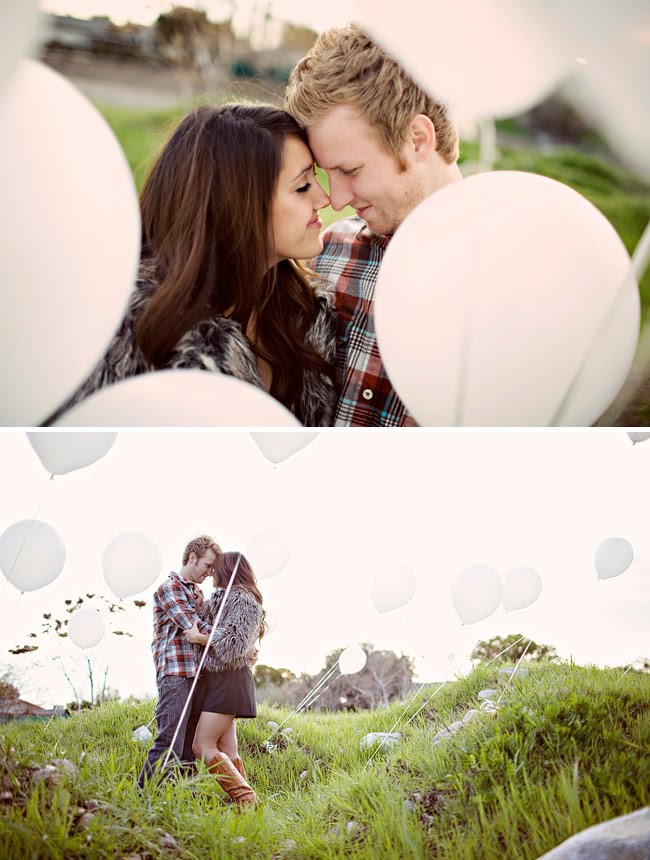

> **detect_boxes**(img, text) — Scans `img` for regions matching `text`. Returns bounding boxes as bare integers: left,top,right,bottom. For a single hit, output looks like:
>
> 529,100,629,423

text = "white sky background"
1,429,649,708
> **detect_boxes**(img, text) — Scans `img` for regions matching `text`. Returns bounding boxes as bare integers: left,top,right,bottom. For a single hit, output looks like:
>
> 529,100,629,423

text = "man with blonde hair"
138,534,221,787
285,22,463,427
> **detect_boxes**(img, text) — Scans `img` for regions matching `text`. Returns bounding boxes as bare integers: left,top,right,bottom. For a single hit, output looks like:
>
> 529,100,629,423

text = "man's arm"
156,580,209,633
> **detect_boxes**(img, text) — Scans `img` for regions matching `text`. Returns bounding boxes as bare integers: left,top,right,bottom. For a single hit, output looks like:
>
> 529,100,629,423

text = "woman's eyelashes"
296,181,312,193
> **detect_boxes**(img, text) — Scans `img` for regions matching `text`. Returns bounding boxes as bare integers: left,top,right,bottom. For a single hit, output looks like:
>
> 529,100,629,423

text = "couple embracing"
50,22,462,428
138,535,265,808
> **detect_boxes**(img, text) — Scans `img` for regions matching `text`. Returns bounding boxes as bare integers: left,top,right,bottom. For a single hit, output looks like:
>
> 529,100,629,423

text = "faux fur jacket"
200,587,263,673
48,261,338,426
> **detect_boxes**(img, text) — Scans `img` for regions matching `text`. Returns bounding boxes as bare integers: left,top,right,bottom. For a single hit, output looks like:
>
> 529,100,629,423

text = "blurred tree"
471,633,559,664
0,668,20,707
296,644,415,711
153,7,234,79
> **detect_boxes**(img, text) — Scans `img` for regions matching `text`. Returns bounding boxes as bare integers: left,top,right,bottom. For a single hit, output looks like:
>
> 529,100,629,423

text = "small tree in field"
8,593,147,707
295,644,415,711
471,633,559,664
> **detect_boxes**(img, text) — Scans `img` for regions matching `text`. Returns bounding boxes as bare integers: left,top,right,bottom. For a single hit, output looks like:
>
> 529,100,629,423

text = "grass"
98,101,650,424
1,662,649,859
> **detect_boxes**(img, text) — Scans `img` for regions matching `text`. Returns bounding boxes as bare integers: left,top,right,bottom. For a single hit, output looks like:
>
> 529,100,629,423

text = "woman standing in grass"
184,551,266,808
48,103,336,426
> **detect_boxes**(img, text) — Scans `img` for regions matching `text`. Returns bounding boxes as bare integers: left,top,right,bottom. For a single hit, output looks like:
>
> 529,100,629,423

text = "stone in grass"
431,728,452,747
498,667,528,682
535,807,650,860
462,709,482,724
478,689,498,700
359,732,401,750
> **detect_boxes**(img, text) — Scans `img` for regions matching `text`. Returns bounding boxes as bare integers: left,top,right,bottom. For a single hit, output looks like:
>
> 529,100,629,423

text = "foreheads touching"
284,21,459,168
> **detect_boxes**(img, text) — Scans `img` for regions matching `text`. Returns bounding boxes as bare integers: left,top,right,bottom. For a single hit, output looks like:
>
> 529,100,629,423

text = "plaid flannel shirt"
151,572,208,679
312,217,418,427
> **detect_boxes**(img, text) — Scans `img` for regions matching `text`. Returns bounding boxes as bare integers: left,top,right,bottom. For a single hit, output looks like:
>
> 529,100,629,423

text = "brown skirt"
196,667,256,718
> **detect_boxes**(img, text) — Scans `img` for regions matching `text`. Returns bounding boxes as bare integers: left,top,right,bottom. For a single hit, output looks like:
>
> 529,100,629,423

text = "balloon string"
495,638,532,705
295,671,341,714
2,473,55,591
616,644,648,684
365,680,450,770
261,662,340,747
553,215,650,427
161,553,241,773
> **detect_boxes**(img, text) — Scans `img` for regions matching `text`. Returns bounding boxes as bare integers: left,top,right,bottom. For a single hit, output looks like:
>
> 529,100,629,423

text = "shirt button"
362,388,373,400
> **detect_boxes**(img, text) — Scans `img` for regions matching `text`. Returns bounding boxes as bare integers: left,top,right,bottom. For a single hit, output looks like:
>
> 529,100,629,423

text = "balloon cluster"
452,565,543,625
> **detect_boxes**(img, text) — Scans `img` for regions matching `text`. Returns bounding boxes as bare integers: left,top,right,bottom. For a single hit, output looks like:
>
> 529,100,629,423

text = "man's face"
187,549,217,584
307,105,427,236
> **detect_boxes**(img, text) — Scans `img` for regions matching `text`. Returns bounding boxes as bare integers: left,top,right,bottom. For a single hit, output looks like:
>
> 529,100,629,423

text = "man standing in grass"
285,22,463,427
138,535,221,787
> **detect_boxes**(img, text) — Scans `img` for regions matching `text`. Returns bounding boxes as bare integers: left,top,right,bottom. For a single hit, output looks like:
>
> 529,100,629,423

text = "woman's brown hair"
213,551,267,640
136,103,332,414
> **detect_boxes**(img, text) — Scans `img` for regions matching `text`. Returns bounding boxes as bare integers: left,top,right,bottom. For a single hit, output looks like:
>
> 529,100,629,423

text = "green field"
1,661,648,859
98,103,650,425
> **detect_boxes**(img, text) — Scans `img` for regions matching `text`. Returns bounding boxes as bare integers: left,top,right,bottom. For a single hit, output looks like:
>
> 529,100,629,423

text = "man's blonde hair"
285,22,459,167
182,535,222,565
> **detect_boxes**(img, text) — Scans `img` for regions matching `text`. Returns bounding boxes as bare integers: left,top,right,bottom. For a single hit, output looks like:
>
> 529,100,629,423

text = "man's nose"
327,175,354,211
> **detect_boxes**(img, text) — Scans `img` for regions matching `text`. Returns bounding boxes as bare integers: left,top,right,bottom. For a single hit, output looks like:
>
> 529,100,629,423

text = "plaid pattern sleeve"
312,217,418,427
151,573,207,678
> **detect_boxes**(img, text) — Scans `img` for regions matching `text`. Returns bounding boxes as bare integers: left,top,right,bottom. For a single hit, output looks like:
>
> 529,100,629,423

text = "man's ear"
188,551,197,563
410,114,436,162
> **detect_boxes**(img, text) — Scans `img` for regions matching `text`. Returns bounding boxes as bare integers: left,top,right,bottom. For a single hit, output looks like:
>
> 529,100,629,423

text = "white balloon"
67,609,106,650
339,645,368,675
250,431,319,464
0,519,66,592
627,432,650,445
355,0,571,120
370,563,416,613
554,0,650,180
26,432,117,476
54,370,302,427
375,171,639,426
502,567,542,611
594,537,634,580
451,565,503,625
246,530,290,580
0,0,40,106
0,59,140,425
102,532,162,599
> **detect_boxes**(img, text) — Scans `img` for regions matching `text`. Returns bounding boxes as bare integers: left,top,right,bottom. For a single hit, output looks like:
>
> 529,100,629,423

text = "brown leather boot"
231,755,246,779
207,752,258,808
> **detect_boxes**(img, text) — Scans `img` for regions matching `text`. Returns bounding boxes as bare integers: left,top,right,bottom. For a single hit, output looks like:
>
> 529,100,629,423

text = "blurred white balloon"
54,370,302,427
339,645,368,675
0,519,66,592
370,563,417,613
627,432,650,445
26,432,117,476
246,530,290,580
0,59,140,425
502,567,542,611
553,0,650,180
102,532,162,599
354,0,571,120
67,608,106,650
594,537,634,580
451,565,503,625
250,432,319,464
0,0,40,106
375,171,639,426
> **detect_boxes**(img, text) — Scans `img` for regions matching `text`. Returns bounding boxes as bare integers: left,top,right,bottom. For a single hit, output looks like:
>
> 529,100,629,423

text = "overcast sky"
1,429,648,708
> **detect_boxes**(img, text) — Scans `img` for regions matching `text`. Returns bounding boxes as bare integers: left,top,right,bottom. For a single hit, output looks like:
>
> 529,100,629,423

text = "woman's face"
270,136,330,264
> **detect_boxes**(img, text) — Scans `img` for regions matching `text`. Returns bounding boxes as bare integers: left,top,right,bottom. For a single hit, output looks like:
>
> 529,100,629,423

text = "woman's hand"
184,621,207,645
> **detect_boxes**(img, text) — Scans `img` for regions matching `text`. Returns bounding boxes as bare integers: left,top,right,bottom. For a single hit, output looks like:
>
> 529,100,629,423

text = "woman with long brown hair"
184,551,266,807
49,103,336,425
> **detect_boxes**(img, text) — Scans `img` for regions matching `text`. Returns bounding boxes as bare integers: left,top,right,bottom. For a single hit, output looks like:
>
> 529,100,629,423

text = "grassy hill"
1,662,648,859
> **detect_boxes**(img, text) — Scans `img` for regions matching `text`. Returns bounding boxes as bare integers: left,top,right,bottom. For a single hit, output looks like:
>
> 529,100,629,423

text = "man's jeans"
138,674,197,787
